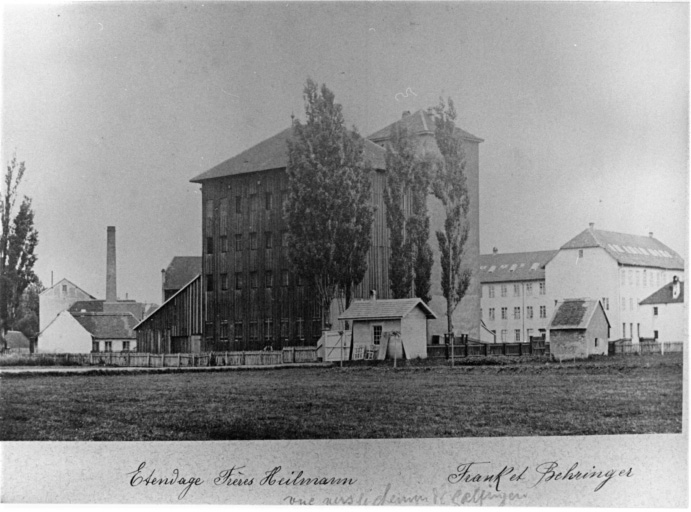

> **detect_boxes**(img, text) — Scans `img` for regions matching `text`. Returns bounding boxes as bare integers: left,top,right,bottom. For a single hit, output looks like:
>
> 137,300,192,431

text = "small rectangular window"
501,307,507,320
221,273,229,290
578,249,583,258
539,282,546,295
265,271,273,288
206,237,214,255
234,322,243,340
265,232,273,249
206,274,214,292
235,234,243,251
373,325,383,346
653,306,658,316
281,270,289,286
280,319,289,339
235,273,243,290
526,283,533,295
501,330,507,342
105,341,112,352
235,196,242,214
527,306,533,319
122,341,130,351
513,284,520,297
250,272,258,289
539,306,546,318
220,321,229,340
265,192,273,210
220,235,228,253
514,307,520,320
264,318,273,341
515,330,520,342
489,286,495,298
249,232,257,250
92,341,99,352
281,231,289,248
296,318,304,339
249,321,258,341
489,308,495,321
501,285,507,297
654,330,658,340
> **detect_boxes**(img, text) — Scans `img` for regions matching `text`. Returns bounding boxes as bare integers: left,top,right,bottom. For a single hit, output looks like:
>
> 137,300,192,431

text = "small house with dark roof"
548,299,610,360
338,296,437,359
37,310,138,354
39,278,97,332
479,249,558,343
639,276,685,343
3,330,31,354
546,223,684,343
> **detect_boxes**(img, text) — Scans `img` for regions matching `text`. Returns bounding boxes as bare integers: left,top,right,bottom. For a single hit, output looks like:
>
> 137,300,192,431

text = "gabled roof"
68,299,153,321
560,227,684,270
164,256,202,291
39,278,96,299
548,299,610,330
134,274,201,330
190,127,387,183
338,298,437,321
367,109,483,144
5,330,30,349
479,250,557,283
72,312,138,339
640,279,685,305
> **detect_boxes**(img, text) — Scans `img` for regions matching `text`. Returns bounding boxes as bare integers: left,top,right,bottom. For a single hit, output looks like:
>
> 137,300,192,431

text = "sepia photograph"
0,1,687,506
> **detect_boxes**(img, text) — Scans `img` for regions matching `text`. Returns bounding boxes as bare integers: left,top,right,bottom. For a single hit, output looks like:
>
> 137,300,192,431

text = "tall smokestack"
106,226,117,302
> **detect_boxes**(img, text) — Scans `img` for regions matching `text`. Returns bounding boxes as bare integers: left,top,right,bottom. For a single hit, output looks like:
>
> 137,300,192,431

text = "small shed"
4,331,31,354
548,299,610,360
338,297,437,360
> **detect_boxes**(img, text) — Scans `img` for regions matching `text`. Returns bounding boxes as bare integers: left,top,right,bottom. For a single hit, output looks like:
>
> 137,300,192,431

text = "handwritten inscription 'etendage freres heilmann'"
126,460,634,502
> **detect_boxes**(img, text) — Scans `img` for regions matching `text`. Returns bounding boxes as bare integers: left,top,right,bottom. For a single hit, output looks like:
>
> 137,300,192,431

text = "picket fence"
427,342,550,359
0,347,319,368
610,341,684,356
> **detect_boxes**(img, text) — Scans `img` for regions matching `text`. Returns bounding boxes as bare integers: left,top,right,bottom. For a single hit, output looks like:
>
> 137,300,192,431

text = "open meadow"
0,354,683,440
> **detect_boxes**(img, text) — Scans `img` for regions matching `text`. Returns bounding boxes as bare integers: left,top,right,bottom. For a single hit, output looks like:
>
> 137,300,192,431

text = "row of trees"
285,80,471,337
1,154,41,341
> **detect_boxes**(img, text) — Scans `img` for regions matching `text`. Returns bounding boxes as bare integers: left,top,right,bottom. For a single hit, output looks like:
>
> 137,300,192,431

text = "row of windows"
484,282,545,298
207,271,304,292
92,341,131,352
620,269,669,288
484,305,547,321
207,232,289,255
207,317,317,341
621,297,641,311
207,192,285,218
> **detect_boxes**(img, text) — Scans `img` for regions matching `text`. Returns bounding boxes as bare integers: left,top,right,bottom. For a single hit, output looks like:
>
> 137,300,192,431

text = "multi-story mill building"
190,110,483,352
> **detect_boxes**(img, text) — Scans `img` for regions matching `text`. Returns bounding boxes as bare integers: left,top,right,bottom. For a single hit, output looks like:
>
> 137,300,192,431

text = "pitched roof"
548,299,610,330
68,299,152,320
5,330,30,349
338,298,437,321
479,250,557,283
561,227,684,270
367,109,483,144
190,127,387,183
134,274,201,329
163,256,202,291
71,312,138,339
640,279,685,305
39,278,96,299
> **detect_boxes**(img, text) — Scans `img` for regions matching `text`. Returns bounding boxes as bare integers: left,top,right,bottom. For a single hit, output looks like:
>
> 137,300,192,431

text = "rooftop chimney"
402,110,411,118
589,222,595,229
492,247,498,254
369,290,377,302
161,269,166,303
106,226,117,302
649,232,654,238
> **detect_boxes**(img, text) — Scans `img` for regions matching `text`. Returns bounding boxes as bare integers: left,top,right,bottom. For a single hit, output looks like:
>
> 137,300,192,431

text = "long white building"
480,223,684,344
546,223,684,342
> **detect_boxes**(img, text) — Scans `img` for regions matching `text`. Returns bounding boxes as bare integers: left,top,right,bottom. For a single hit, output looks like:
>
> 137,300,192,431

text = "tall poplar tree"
431,98,472,338
0,153,39,339
383,125,433,302
285,79,374,329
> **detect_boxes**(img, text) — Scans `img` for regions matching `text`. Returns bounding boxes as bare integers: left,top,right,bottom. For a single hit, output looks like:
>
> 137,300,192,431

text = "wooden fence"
610,341,684,356
427,342,550,359
0,347,319,368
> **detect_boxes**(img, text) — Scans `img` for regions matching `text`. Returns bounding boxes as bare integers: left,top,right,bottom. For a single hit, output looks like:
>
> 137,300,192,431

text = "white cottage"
639,276,685,343
338,297,437,360
38,311,138,354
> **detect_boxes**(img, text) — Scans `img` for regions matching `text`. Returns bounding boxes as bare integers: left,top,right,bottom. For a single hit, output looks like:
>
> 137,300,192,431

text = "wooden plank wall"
201,167,392,351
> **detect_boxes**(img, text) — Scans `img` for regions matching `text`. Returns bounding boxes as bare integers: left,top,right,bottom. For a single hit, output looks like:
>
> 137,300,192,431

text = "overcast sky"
2,2,688,305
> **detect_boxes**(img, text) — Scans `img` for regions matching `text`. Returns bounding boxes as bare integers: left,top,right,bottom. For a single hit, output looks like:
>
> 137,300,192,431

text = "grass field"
0,354,683,440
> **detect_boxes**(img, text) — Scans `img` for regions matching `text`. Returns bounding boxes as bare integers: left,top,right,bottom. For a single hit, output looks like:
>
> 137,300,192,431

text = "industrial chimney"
106,226,117,302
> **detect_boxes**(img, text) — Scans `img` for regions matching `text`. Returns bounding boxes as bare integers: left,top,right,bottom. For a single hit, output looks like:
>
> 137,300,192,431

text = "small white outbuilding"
338,297,437,360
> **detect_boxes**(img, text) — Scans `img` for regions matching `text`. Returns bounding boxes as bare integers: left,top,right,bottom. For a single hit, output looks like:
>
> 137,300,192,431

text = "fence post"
518,343,522,356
